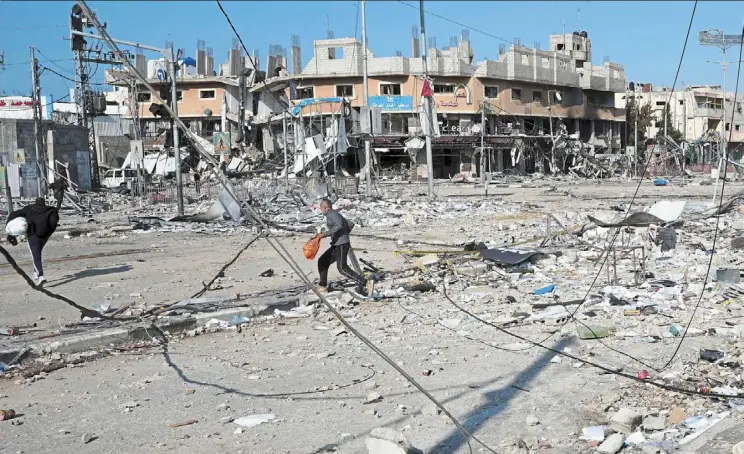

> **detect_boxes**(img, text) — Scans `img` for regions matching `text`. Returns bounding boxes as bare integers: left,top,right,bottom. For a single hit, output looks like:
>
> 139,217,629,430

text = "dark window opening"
433,84,455,94
484,86,499,99
511,88,522,100
296,87,314,99
380,84,401,95
336,85,354,97
532,90,543,102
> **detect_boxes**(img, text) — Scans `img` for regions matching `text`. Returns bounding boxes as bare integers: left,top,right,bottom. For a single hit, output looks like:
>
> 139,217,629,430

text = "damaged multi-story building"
253,29,627,179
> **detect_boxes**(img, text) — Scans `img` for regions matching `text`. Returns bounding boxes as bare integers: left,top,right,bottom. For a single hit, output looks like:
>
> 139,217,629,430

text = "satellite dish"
204,108,213,117
554,92,562,102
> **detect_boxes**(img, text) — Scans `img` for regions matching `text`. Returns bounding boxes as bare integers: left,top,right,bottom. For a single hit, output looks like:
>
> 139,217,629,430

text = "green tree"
626,97,654,146
655,103,684,144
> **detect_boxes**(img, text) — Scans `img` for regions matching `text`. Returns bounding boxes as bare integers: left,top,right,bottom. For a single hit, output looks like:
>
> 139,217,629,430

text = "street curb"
0,295,306,365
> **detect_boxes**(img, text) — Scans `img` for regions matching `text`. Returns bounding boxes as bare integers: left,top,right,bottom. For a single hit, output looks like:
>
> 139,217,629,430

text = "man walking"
317,198,370,295
7,198,59,287
49,178,67,210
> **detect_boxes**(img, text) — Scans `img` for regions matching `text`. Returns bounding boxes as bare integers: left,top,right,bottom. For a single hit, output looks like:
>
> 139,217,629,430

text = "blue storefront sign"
368,95,413,112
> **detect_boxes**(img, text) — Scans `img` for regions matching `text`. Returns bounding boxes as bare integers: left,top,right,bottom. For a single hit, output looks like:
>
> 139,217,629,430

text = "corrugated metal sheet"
93,116,133,137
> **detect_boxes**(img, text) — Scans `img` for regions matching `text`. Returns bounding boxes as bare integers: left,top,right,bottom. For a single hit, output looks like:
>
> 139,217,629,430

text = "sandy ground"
1,180,743,453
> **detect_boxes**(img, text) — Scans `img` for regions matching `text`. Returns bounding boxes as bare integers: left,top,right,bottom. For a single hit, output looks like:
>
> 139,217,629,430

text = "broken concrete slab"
596,433,625,454
610,408,642,433
365,428,424,454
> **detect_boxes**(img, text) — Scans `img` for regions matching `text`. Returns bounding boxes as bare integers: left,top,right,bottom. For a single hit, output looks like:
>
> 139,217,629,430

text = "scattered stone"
643,415,666,431
667,407,688,425
365,427,424,454
365,392,383,404
525,415,540,426
422,403,441,416
120,401,139,409
596,433,624,454
219,416,234,424
234,428,244,435
610,408,642,433
82,433,95,444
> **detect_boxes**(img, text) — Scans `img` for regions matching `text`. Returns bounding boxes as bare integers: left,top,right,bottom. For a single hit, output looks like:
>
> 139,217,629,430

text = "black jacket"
8,204,59,239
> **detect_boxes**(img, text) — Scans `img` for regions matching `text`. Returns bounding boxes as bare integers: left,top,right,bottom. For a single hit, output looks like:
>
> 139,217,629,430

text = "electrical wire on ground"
660,24,744,369
497,0,700,368
189,232,265,299
0,244,116,320
439,285,739,399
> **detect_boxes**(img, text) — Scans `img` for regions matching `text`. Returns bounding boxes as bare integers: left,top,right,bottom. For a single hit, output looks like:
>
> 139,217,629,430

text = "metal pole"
722,46,727,162
169,45,184,216
419,0,434,197
282,113,289,186
30,47,43,197
480,102,485,186
548,97,555,173
361,0,372,197
634,104,638,178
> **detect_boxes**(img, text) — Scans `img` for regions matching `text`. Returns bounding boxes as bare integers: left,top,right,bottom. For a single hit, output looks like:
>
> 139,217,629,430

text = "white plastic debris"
233,414,276,428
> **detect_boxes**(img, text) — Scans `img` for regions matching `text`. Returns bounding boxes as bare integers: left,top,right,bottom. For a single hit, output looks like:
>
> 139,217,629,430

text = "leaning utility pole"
361,0,372,197
419,0,434,197
479,102,486,187
168,43,184,216
30,47,44,196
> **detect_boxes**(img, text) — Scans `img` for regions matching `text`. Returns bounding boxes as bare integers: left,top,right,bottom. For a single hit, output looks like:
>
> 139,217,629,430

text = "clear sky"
0,1,742,101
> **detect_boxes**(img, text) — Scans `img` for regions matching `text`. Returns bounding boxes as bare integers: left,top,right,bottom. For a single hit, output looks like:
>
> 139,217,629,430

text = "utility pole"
634,107,638,178
168,44,184,216
361,0,372,197
282,113,289,186
699,28,744,205
479,102,485,187
419,0,434,197
30,47,44,196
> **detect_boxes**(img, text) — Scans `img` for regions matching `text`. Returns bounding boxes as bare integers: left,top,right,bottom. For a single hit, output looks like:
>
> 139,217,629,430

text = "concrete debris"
596,433,625,454
365,428,424,454
365,392,383,404
610,408,642,433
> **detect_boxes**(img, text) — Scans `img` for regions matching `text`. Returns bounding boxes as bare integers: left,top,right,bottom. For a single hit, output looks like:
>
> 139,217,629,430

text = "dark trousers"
318,243,365,287
27,236,48,277
195,181,201,194
54,191,64,210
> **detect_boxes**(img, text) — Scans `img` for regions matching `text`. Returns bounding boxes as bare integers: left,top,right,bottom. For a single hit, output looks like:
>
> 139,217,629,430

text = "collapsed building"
103,30,628,184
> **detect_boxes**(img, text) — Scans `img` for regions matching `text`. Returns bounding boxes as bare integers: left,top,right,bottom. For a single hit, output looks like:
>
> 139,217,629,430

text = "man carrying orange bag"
314,198,370,295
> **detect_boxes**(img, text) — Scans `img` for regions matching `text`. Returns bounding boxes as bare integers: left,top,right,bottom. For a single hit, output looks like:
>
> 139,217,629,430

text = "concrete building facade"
253,30,627,178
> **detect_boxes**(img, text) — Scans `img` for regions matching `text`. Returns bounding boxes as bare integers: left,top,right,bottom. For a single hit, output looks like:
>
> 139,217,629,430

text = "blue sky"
0,1,742,101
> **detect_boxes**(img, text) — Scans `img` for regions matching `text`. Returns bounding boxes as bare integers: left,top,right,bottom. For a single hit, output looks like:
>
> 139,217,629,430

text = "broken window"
557,44,565,51
336,85,354,97
433,84,455,94
137,92,151,103
328,47,343,59
679,100,684,106
512,88,522,101
532,90,543,102
380,84,401,95
575,44,581,51
726,122,731,131
176,91,184,102
199,90,216,100
296,87,315,99
736,124,741,131
484,86,499,99
655,101,666,107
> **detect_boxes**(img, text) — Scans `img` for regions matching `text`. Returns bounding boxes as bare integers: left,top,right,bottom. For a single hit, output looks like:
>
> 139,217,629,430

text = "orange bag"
303,235,322,260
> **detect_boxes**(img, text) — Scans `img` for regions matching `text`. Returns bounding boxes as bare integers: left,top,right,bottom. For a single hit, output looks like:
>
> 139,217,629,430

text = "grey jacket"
323,209,355,246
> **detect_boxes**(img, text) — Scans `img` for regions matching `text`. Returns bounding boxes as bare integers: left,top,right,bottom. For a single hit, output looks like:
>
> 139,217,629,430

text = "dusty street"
1,180,744,453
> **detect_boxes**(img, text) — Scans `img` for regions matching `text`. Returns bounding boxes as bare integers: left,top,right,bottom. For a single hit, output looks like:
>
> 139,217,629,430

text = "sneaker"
316,286,328,293
33,272,39,281
36,276,46,287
